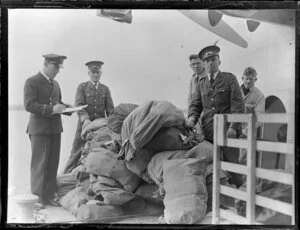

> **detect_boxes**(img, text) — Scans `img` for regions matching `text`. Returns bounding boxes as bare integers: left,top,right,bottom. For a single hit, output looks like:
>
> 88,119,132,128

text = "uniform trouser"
29,134,61,201
207,139,243,188
63,119,84,174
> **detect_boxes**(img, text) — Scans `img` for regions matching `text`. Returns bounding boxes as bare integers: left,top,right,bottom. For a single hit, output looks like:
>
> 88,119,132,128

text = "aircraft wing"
179,10,248,48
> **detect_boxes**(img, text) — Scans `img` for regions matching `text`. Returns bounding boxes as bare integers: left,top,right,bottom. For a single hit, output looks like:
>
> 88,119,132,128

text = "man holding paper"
63,60,114,173
24,54,72,207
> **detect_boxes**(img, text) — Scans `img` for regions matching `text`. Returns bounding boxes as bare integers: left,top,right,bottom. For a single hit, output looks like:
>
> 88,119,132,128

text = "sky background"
8,9,295,111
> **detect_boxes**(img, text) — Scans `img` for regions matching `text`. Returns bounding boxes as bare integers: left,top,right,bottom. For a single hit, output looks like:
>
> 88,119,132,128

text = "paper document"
60,105,88,114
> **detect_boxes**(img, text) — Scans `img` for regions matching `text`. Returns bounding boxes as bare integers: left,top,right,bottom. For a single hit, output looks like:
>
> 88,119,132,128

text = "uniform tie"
209,74,214,86
242,84,249,95
49,78,53,87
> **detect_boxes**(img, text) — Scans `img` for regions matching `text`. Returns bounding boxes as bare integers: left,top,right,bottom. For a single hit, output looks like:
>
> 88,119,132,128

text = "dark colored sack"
135,182,163,204
75,203,124,222
56,173,78,198
90,176,136,205
84,126,112,150
144,127,190,152
185,140,214,164
84,147,141,192
122,197,165,216
120,101,185,161
107,103,139,134
125,148,156,179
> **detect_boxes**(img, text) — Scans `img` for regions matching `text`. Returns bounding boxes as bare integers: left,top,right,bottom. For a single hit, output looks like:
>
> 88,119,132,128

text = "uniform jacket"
75,81,114,123
241,85,265,135
188,71,244,141
24,72,65,134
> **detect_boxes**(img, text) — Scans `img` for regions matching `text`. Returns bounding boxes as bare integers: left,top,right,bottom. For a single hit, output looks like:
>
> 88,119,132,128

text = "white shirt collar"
90,80,99,87
41,70,51,82
208,71,219,80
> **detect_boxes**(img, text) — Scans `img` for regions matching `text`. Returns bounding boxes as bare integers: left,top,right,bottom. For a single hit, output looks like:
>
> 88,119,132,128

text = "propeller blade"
208,10,223,27
246,20,260,32
179,10,248,48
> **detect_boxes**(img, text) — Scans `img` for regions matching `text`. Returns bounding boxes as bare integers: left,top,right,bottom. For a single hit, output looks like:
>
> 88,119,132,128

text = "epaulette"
221,72,236,78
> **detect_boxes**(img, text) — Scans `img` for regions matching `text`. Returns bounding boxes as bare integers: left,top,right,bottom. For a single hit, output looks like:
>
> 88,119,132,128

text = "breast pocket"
86,92,96,105
215,88,229,105
99,93,105,106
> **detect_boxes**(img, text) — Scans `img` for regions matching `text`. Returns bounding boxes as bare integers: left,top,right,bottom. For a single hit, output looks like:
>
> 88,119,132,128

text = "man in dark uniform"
63,61,114,174
187,45,245,187
24,54,71,207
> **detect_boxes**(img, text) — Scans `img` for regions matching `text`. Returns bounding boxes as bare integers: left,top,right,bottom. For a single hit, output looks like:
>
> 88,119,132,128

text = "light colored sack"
91,179,136,205
147,150,187,186
84,147,141,192
162,158,208,224
75,203,124,222
81,118,108,139
164,194,207,224
59,186,90,215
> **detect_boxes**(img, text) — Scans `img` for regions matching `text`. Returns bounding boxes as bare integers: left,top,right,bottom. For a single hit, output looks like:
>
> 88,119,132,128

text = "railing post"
246,114,257,224
286,114,295,224
212,114,221,224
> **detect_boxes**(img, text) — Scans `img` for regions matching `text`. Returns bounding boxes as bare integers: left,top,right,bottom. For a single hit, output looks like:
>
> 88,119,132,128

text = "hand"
245,103,255,109
242,128,248,137
63,103,72,108
82,119,91,129
186,117,195,129
52,104,66,114
227,127,237,138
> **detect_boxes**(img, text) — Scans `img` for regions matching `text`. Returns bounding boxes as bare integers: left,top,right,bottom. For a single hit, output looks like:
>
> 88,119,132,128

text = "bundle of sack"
56,100,230,223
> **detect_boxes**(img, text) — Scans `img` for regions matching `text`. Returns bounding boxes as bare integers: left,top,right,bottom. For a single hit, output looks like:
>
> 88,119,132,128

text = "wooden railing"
212,113,294,225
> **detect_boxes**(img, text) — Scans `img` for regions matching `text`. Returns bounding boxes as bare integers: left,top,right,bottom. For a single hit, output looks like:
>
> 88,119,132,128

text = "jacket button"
212,107,215,109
